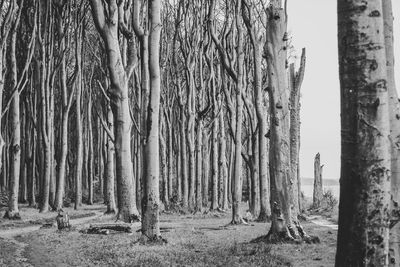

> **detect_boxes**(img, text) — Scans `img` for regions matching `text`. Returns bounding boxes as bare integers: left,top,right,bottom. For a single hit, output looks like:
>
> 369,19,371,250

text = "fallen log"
85,223,134,234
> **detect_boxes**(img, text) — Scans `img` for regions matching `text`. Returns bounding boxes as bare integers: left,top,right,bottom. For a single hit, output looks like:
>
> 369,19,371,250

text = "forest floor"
0,204,337,267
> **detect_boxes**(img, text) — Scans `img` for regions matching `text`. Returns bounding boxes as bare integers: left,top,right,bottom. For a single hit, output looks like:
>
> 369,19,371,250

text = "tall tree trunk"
210,76,219,211
336,0,391,265
231,0,245,224
90,0,140,222
180,110,189,209
195,119,203,211
202,132,209,207
289,48,306,219
219,111,229,211
105,106,116,214
74,36,83,210
54,32,71,209
167,112,173,201
141,0,162,240
88,96,94,205
19,104,27,204
160,116,168,206
265,1,306,240
243,10,270,221
5,8,21,218
383,0,400,265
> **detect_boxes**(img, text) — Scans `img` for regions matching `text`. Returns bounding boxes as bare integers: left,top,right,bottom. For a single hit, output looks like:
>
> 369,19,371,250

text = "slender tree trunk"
195,120,203,211
74,41,83,210
19,104,27,203
231,1,245,224
160,117,168,206
202,133,209,207
211,77,219,211
289,49,306,218
219,112,229,211
336,0,391,265
250,134,260,218
180,111,189,209
5,15,21,218
54,45,70,209
141,0,162,240
87,96,94,205
167,113,173,201
105,106,116,214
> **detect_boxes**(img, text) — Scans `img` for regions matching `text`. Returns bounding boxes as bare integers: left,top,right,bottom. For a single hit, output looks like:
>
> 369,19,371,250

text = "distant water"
301,185,339,199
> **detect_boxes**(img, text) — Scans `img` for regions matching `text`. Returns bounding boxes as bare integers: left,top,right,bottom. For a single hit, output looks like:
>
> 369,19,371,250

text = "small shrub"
321,190,338,212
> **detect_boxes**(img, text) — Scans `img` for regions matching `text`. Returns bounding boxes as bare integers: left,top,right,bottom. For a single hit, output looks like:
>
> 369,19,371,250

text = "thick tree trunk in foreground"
141,0,162,241
313,153,323,209
335,0,391,265
383,0,400,265
264,2,308,241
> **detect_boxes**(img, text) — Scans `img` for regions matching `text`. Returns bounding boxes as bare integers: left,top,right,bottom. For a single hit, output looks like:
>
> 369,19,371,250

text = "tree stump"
56,210,70,230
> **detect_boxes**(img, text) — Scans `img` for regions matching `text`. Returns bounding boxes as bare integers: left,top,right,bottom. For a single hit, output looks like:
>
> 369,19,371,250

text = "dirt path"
308,215,338,230
0,210,104,267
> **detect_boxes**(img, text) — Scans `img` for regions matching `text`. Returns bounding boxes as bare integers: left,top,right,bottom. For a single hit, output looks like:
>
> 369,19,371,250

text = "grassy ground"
0,204,103,230
0,204,336,267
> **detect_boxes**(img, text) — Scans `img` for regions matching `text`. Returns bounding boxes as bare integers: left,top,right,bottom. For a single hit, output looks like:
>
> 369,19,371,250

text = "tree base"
251,222,320,244
228,217,249,226
104,209,117,215
256,212,271,222
3,210,21,220
138,234,168,245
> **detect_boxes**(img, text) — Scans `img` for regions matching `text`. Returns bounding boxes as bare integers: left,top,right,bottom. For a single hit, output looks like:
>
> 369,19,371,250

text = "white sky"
287,1,400,179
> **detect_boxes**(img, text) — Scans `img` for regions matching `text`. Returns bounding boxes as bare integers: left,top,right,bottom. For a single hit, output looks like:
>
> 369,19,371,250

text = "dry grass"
0,204,337,267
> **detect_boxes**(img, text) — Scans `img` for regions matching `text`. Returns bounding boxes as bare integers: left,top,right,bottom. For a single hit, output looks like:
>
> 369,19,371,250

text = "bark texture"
336,0,391,265
313,153,323,209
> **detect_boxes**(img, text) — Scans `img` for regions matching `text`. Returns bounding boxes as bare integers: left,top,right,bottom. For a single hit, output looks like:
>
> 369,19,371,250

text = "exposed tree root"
227,217,249,226
216,207,227,213
3,211,21,220
251,222,320,244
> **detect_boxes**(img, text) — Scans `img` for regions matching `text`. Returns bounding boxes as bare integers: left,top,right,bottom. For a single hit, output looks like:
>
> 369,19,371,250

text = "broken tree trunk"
85,223,134,234
313,153,323,209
